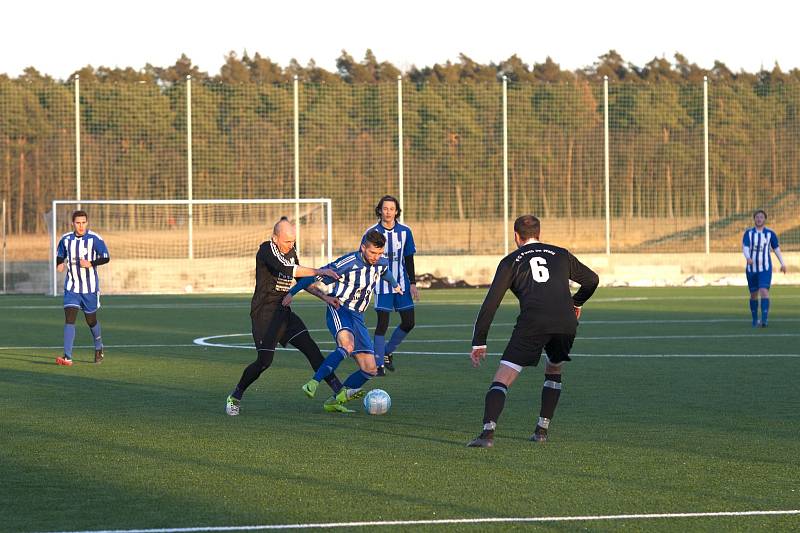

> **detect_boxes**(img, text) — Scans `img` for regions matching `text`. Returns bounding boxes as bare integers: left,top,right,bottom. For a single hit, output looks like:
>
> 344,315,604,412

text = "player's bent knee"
399,310,415,332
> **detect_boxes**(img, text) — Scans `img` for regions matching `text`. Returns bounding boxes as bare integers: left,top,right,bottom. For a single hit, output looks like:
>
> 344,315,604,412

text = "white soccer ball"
363,389,391,415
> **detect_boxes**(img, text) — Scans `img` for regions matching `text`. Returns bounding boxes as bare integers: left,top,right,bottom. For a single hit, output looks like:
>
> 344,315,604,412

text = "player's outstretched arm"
293,265,340,280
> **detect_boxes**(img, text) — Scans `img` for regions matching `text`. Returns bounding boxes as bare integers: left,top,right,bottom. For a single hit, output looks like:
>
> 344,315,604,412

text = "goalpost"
50,198,333,295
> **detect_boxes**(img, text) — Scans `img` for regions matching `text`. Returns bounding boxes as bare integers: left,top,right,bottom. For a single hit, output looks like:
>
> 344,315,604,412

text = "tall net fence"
300,83,398,250
608,83,706,252
509,81,605,252
2,77,800,292
405,83,503,254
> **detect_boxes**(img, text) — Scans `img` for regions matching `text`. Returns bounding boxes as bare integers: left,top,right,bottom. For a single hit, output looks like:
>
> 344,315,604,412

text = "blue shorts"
326,306,374,354
375,291,415,312
63,290,100,313
746,271,772,293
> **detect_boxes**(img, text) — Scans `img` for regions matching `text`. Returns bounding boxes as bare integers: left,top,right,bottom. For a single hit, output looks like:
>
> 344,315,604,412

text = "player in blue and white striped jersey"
284,230,403,411
54,210,110,366
743,209,787,327
364,195,418,375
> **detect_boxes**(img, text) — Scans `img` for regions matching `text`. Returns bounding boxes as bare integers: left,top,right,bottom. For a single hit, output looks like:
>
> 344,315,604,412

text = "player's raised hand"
281,293,293,307
470,346,487,368
317,268,340,280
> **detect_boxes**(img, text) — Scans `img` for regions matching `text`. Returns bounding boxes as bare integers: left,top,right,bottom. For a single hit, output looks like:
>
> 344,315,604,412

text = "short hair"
273,216,292,236
375,195,402,218
753,209,767,219
363,229,386,248
72,210,88,222
514,215,540,240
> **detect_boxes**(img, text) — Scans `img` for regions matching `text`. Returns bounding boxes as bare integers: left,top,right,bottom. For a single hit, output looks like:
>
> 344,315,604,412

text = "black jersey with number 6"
472,242,599,345
251,240,299,317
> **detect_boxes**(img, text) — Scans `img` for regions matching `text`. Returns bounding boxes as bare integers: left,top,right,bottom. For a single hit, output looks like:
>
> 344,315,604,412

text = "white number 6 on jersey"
529,257,550,282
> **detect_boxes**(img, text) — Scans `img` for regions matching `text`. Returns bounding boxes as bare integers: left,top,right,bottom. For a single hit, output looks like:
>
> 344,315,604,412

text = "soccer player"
363,195,418,375
283,230,403,412
225,217,349,416
467,215,599,448
55,210,110,366
743,209,787,327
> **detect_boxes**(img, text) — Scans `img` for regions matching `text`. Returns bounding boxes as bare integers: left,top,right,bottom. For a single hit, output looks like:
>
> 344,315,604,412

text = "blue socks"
63,324,76,357
90,323,103,350
749,299,759,325
761,298,770,324
385,327,408,355
313,347,348,382
374,335,386,366
343,369,373,390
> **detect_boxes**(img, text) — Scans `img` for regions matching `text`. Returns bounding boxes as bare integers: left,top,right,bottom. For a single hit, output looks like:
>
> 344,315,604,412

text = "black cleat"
385,353,395,372
467,430,494,448
761,322,768,328
529,425,548,443
376,366,386,377
94,348,105,364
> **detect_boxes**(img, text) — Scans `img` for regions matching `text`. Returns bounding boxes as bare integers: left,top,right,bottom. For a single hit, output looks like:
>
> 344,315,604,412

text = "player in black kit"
467,215,599,448
225,217,347,416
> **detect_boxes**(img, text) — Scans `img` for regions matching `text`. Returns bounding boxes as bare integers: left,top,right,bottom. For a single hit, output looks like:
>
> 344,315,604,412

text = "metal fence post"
398,75,405,222
502,76,509,255
187,75,193,260
704,76,710,254
604,76,611,255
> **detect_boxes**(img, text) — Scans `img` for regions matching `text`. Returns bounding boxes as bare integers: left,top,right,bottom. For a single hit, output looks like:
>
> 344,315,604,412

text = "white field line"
40,509,800,533
6,292,800,310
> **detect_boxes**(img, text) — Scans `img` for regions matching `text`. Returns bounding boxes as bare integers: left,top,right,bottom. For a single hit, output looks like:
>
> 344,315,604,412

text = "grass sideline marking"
41,509,800,532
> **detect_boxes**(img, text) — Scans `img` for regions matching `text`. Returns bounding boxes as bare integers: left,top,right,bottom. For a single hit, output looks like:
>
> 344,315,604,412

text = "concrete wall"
4,253,799,294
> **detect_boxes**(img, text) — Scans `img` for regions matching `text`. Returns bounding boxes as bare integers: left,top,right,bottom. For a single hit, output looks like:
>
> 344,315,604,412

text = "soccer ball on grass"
363,389,391,415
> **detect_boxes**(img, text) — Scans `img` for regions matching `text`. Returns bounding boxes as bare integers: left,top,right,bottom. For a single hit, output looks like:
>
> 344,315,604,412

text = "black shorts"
502,330,575,367
251,306,308,352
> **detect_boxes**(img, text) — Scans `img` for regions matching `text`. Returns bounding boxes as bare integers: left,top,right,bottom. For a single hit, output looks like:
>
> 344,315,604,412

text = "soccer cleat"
94,348,104,364
376,366,386,377
761,322,768,328
752,319,761,328
323,396,355,413
302,379,319,398
529,425,548,443
56,356,73,366
384,353,395,372
225,395,240,416
346,388,366,402
467,430,494,448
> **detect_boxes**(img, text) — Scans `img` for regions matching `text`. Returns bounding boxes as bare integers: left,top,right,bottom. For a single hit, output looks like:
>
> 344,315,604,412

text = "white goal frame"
50,198,332,296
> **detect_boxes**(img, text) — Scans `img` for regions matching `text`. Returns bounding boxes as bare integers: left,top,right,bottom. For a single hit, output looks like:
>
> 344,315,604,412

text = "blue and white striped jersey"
363,222,416,294
319,252,392,313
743,227,780,273
56,231,110,293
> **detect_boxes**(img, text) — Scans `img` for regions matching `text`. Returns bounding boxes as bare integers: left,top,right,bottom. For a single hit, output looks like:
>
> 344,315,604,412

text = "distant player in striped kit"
55,210,110,366
743,209,787,327
363,195,418,375
284,230,403,412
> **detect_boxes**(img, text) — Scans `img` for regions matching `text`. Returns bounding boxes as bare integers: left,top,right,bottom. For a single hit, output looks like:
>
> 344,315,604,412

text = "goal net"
50,199,332,295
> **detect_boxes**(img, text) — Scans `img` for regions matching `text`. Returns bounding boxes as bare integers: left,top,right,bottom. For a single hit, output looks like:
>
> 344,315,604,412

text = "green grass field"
2,287,800,532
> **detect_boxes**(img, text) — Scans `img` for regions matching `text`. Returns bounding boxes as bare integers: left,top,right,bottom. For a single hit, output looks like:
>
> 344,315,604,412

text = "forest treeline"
1,50,799,235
